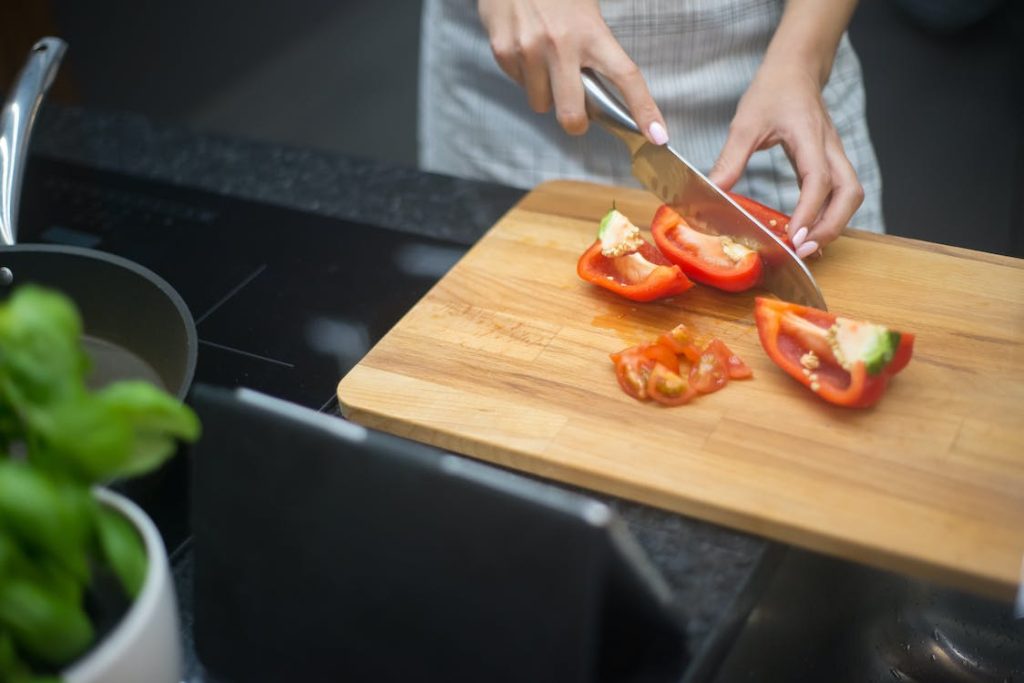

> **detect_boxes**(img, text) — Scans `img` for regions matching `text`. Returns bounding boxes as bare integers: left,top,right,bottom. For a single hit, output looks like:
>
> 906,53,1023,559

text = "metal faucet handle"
0,37,68,248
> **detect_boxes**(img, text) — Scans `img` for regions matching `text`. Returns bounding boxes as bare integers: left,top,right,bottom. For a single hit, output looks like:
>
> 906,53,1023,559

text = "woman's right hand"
478,0,669,145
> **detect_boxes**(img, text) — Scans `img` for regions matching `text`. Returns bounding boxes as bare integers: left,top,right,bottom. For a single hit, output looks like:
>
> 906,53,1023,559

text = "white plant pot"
62,488,183,683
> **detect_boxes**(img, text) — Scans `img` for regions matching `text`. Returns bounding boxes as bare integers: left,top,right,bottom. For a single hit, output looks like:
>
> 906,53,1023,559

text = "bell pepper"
646,362,696,406
707,338,754,380
728,192,794,247
577,208,693,302
651,205,763,292
657,323,702,364
754,297,914,408
609,324,751,406
610,342,684,402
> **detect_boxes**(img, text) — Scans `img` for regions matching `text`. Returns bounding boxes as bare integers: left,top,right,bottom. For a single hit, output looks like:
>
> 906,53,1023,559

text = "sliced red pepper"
611,325,752,404
609,347,654,401
656,324,702,364
651,205,763,292
706,338,753,380
639,342,681,375
646,363,696,406
689,342,730,394
609,343,681,402
728,192,794,247
754,297,914,408
577,239,693,302
886,337,915,375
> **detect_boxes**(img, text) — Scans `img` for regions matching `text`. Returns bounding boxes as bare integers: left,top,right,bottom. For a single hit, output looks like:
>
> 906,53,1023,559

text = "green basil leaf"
33,397,133,483
0,631,30,681
0,286,89,407
0,463,91,581
95,381,200,477
96,381,200,440
0,532,31,580
0,577,93,666
95,506,148,599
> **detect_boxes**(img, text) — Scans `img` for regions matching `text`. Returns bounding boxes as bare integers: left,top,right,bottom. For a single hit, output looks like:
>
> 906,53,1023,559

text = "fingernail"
791,226,808,248
796,240,819,259
647,121,668,145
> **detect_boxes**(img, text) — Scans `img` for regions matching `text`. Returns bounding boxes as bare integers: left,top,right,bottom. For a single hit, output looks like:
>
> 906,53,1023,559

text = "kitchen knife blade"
581,69,827,310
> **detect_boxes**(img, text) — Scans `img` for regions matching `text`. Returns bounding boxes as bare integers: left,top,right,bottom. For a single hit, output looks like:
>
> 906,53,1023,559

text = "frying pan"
0,38,196,399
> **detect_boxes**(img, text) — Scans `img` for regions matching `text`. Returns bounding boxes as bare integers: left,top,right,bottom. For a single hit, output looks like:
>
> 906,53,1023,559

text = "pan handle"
0,37,67,248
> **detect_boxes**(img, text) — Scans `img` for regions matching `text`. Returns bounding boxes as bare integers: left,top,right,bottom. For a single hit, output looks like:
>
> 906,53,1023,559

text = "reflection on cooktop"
18,157,468,412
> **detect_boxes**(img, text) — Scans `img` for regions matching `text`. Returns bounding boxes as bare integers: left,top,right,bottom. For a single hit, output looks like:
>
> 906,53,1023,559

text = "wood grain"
338,180,1024,599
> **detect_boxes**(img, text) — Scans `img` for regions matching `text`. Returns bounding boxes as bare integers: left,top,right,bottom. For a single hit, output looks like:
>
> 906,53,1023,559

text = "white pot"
62,488,183,683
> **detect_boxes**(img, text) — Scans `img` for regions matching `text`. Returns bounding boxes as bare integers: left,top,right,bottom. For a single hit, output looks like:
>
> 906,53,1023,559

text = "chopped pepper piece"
657,323,702,364
578,209,694,302
610,323,753,406
689,342,730,394
646,363,696,406
651,205,763,292
728,192,794,247
754,297,914,408
706,338,754,380
609,342,682,402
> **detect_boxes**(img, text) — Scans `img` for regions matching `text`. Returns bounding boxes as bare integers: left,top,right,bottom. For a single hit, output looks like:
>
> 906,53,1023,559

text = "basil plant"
0,286,199,681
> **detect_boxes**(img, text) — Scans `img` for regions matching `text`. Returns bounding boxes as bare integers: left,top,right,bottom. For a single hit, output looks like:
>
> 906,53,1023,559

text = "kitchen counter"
32,105,769,681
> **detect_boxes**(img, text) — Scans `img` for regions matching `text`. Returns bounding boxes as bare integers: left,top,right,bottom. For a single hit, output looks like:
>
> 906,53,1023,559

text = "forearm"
763,0,860,86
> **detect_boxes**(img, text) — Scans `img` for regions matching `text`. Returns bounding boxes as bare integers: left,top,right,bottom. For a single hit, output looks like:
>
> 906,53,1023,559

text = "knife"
581,69,827,310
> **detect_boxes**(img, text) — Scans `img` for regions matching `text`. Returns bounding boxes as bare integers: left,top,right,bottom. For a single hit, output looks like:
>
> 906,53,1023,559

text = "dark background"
2,0,1021,256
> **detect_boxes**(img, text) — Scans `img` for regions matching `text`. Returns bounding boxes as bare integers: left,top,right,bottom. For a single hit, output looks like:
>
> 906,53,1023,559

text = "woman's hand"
478,0,669,145
708,63,864,258
709,0,863,258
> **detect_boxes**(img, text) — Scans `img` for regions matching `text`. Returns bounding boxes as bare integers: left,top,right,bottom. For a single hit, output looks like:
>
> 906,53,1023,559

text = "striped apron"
419,0,885,232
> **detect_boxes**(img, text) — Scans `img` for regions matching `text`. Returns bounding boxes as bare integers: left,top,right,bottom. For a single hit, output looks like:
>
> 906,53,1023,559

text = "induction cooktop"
18,156,468,411
15,156,470,549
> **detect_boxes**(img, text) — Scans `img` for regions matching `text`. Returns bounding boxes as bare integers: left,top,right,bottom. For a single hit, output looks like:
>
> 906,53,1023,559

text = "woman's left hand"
708,62,864,259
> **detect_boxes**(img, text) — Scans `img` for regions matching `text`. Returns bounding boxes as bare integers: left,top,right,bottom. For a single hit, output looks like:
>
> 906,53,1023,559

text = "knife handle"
581,69,648,155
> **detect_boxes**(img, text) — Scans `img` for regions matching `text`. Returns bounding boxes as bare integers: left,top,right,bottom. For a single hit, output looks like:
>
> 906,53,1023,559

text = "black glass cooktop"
15,156,470,550
18,157,468,412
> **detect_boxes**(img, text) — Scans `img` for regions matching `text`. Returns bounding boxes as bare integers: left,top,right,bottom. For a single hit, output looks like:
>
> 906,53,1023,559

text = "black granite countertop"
33,105,770,682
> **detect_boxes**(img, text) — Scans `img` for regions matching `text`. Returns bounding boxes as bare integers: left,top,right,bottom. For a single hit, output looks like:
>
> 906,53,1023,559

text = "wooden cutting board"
338,180,1024,598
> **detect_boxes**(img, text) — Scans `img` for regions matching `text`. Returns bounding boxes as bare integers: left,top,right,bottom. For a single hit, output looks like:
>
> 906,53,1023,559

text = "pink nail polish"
647,122,668,145
791,227,808,248
796,240,819,259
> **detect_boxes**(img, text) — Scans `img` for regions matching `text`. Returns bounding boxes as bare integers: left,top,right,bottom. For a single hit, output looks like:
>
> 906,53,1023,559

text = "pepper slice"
646,363,696,406
657,323,702,364
728,192,794,247
754,297,914,408
610,346,655,401
578,208,693,302
609,342,682,402
706,338,753,380
577,241,693,302
651,205,763,292
639,341,681,375
689,342,730,394
610,324,753,405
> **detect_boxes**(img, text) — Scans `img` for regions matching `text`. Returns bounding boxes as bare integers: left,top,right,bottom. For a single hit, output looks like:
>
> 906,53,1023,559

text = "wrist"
762,35,837,89
763,0,858,88
753,48,829,95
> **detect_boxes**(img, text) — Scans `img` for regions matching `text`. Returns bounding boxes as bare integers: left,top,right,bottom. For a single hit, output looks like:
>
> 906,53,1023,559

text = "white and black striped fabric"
419,0,885,232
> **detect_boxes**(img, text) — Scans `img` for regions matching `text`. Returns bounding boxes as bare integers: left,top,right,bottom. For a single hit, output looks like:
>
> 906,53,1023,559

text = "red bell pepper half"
651,205,763,292
728,192,794,248
577,209,693,302
754,297,914,408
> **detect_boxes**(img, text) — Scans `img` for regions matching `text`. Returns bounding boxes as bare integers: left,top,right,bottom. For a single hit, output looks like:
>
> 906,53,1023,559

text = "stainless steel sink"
686,546,1023,682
